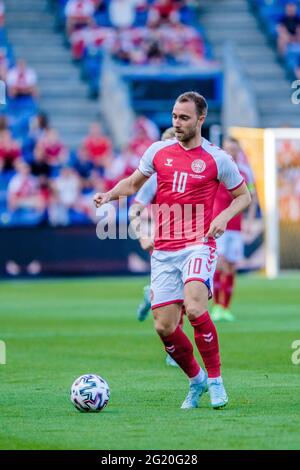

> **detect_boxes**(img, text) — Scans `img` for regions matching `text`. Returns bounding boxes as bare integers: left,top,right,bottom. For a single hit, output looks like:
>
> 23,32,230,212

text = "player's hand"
93,192,112,208
205,214,228,239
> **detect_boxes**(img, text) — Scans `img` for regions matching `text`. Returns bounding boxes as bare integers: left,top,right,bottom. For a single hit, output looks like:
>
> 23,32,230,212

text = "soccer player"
211,137,257,322
94,92,251,409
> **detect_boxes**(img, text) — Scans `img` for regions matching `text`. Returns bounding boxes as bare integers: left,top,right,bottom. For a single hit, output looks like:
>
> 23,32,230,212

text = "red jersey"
138,138,244,251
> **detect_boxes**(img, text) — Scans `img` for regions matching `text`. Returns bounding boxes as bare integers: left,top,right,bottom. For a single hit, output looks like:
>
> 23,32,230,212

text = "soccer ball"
70,374,110,412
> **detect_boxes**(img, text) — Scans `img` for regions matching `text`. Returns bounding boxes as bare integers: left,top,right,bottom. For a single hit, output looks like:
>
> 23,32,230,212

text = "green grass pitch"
0,274,299,450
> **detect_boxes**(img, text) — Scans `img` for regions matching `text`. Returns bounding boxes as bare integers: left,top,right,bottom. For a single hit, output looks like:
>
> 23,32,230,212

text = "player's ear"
198,114,206,125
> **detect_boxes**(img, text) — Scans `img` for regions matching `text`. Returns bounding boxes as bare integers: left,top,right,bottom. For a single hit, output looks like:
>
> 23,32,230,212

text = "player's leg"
211,256,226,321
166,304,185,367
211,233,228,321
151,253,206,408
183,247,228,409
219,259,236,321
218,230,243,321
153,303,207,409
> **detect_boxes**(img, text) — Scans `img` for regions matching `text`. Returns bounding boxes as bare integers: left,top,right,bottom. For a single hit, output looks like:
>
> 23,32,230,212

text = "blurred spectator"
34,129,68,167
7,160,46,215
49,166,81,225
0,119,21,171
77,170,106,222
129,116,159,156
108,0,137,28
133,115,160,141
0,48,8,82
22,113,50,162
277,2,300,55
148,0,180,27
65,0,95,36
0,0,5,27
80,122,113,169
29,113,49,142
73,148,94,179
6,59,38,99
68,7,206,66
30,151,51,179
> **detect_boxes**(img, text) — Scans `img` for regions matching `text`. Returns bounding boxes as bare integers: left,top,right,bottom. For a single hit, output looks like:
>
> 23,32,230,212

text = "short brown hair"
176,91,208,117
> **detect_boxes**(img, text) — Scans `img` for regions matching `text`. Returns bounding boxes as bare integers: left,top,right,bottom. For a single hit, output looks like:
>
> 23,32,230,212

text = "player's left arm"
244,183,257,227
206,182,251,238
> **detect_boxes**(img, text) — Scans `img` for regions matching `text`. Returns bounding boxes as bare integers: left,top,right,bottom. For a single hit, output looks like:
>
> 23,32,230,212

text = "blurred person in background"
7,160,46,219
6,59,38,99
23,113,50,159
108,0,137,28
277,1,300,55
34,128,68,168
79,122,113,171
211,137,257,322
49,166,81,226
0,0,5,27
148,0,180,27
0,118,21,171
65,0,95,37
0,48,8,82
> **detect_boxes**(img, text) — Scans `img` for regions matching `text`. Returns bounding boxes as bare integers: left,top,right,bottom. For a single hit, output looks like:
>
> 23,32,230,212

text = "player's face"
172,101,203,144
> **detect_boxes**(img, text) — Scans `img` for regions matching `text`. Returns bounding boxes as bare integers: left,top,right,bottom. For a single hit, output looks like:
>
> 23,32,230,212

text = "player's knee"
185,302,206,321
154,319,176,337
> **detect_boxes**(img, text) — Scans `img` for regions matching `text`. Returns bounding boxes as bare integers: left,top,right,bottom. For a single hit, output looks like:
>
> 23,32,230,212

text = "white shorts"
150,245,217,309
216,230,244,264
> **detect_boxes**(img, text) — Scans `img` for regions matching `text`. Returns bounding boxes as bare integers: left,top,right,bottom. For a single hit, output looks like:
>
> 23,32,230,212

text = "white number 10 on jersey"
172,171,188,193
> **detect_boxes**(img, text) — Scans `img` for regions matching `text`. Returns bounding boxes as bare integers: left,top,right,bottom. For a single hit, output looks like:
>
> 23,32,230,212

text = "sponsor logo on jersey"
191,159,206,174
164,158,173,167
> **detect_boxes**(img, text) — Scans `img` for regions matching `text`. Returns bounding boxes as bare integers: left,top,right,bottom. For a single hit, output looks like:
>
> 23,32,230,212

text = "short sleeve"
138,142,159,177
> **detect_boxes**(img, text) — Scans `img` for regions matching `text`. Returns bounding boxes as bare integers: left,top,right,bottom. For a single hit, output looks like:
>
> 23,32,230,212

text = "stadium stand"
250,0,300,79
51,0,222,127
0,0,221,228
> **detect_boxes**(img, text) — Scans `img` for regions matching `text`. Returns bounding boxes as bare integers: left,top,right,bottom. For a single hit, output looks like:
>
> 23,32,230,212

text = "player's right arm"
93,169,148,208
94,140,167,208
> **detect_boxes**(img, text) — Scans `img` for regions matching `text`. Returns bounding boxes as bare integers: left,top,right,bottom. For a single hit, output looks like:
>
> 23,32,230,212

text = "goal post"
229,127,300,278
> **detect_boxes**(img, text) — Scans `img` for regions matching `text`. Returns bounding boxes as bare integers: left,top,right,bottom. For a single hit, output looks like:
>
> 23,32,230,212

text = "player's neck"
178,135,203,151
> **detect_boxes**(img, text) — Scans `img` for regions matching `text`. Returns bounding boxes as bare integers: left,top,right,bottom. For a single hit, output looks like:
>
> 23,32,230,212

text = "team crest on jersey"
191,159,206,174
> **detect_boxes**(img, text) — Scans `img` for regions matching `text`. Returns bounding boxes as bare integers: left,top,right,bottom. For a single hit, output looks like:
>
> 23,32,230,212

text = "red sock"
159,326,200,378
220,273,235,308
190,311,221,378
213,269,222,304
